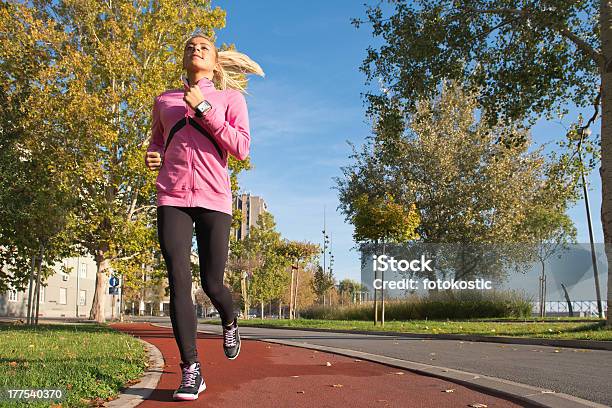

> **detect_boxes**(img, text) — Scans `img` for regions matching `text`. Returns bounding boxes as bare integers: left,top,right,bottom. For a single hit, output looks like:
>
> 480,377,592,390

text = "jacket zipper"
189,145,195,207
184,87,195,207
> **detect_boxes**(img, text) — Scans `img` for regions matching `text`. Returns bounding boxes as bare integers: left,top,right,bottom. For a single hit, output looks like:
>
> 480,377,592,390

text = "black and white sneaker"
172,361,206,401
222,316,241,360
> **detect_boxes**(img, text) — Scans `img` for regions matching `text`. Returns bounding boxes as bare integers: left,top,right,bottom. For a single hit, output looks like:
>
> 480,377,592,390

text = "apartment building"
0,254,116,319
0,253,198,320
233,193,268,241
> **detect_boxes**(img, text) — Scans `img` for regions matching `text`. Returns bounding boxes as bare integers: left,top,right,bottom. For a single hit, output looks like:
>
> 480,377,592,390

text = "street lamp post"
577,127,604,318
76,256,80,319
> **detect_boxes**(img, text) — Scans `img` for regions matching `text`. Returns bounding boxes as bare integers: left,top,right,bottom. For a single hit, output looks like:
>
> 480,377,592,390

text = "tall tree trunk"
90,246,111,323
294,265,300,319
34,243,44,325
539,260,546,318
26,254,36,325
241,272,248,319
381,238,386,326
289,267,295,319
260,301,264,319
374,239,379,325
601,0,612,326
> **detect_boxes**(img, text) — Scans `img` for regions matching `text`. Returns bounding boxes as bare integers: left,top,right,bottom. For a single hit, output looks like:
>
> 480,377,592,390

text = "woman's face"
183,37,216,74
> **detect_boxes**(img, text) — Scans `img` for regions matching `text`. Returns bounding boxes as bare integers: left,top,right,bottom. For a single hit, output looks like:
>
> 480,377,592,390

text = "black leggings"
157,205,236,364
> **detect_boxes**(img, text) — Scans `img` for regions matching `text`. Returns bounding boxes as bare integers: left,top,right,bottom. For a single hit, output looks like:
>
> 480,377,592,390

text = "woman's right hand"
145,151,163,170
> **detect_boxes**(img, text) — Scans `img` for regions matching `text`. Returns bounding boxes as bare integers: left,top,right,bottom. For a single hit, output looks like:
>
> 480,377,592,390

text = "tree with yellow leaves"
2,0,250,322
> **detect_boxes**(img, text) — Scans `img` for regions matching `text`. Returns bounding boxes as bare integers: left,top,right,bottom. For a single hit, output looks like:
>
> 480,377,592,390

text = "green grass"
207,318,612,341
0,322,148,407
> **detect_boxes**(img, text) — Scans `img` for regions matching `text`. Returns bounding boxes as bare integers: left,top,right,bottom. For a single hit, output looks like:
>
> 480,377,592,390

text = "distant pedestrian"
145,33,264,401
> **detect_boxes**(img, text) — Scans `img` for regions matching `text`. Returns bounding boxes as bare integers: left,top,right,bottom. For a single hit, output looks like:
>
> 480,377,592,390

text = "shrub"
301,290,531,320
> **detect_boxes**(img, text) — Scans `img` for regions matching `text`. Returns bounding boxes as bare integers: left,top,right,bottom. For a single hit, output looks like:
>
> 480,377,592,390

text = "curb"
105,336,165,407
227,323,612,351
156,323,606,408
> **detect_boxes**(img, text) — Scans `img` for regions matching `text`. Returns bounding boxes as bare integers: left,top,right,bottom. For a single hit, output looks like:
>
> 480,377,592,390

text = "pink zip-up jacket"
146,76,250,215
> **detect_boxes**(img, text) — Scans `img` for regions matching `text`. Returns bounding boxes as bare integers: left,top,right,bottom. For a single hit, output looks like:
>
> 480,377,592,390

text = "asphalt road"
158,322,612,406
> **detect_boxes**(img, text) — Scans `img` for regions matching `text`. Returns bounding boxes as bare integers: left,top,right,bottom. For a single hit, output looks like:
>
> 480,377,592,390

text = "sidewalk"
109,322,529,408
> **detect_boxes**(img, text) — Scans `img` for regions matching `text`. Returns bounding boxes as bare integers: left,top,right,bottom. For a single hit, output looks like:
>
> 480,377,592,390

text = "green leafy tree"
352,192,420,324
246,212,288,318
0,2,83,319
5,0,252,323
312,264,335,305
352,0,610,324
281,262,318,317
340,82,577,291
522,205,577,316
338,278,364,305
277,240,319,318
226,238,262,319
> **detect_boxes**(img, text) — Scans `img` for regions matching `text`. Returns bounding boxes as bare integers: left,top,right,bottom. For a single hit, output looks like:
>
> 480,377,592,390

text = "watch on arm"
195,99,212,117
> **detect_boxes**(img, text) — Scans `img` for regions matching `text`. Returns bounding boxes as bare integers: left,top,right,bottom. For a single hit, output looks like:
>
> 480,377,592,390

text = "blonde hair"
184,34,265,94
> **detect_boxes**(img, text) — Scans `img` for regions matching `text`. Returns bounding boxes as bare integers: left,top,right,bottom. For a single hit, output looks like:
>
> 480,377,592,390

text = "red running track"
109,322,529,408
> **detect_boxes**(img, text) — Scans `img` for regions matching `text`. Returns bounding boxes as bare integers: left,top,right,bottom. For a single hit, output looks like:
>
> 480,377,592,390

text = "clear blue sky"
213,0,603,283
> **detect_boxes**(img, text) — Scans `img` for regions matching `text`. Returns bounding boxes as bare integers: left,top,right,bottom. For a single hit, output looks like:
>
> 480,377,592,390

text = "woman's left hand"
183,85,204,110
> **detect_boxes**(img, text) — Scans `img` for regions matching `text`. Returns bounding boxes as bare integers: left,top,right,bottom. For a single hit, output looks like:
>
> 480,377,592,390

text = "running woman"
144,33,264,401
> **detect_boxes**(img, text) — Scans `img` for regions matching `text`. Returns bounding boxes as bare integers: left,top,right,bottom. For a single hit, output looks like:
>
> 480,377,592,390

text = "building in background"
0,254,116,319
0,251,200,320
232,193,268,240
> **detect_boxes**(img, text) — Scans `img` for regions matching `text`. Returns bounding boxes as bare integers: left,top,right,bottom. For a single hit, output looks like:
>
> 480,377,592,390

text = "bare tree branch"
130,205,155,218
114,252,140,262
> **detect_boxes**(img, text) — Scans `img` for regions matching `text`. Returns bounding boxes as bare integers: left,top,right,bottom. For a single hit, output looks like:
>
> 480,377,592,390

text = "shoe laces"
180,362,199,388
223,320,238,348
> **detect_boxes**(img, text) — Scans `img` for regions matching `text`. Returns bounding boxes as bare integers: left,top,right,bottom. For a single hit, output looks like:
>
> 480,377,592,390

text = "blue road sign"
109,287,119,295
109,276,119,287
